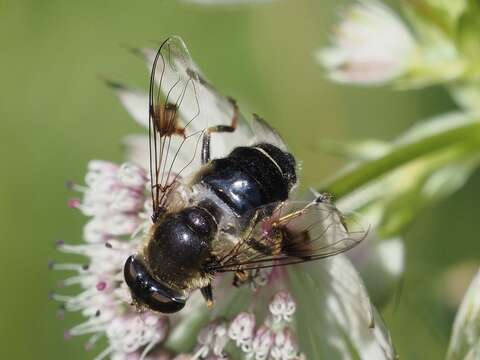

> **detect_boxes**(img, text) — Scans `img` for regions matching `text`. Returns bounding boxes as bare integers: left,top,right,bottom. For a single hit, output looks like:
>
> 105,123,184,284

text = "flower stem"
319,118,480,199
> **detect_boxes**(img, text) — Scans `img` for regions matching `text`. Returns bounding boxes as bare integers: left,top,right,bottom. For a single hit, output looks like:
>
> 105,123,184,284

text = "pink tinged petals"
106,315,168,354
105,213,141,236
197,322,229,358
228,312,256,352
83,214,141,243
68,198,81,208
96,281,107,291
74,161,148,243
271,328,300,360
212,324,229,357
54,158,163,359
118,163,148,190
317,0,416,85
84,218,110,243
111,188,144,213
269,291,296,324
251,326,274,360
85,160,119,186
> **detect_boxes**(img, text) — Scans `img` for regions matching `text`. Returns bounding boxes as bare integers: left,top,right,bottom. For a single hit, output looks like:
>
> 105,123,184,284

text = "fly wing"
192,70,254,158
251,114,288,151
144,36,253,216
147,37,204,216
209,199,368,272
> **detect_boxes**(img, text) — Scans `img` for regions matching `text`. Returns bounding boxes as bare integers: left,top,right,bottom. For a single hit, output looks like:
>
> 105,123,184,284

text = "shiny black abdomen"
199,143,296,218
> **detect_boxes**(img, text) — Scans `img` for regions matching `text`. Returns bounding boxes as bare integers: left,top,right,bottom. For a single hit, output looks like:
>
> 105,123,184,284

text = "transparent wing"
145,36,253,217
147,37,203,216
209,199,368,272
251,114,288,151
192,70,253,158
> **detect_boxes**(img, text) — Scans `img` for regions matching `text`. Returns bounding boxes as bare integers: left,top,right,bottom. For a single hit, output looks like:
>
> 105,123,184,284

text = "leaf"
321,113,480,232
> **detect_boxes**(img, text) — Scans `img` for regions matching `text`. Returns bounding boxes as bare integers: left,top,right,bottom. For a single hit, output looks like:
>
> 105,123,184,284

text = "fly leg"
201,97,239,164
232,269,249,287
200,284,214,308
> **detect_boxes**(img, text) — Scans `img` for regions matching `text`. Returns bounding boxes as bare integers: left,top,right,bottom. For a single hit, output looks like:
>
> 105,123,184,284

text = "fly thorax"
145,206,218,290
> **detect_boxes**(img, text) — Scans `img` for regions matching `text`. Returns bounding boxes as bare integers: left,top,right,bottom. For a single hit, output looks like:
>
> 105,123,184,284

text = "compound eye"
124,255,186,314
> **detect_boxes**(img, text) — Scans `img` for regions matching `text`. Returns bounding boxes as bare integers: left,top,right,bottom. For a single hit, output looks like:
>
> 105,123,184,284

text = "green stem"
319,119,480,199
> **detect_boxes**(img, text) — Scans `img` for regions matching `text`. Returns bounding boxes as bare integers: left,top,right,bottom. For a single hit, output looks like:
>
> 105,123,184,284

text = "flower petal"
111,84,149,128
139,37,254,160
288,256,397,359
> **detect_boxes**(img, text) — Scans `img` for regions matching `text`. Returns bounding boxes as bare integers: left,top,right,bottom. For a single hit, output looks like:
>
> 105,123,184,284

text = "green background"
1,0,478,359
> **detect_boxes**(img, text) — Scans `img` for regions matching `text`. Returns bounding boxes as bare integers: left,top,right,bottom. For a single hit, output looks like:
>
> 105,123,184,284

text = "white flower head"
53,239,169,359
195,321,230,359
317,0,416,85
229,312,256,351
55,36,397,360
224,292,302,360
52,160,170,359
268,291,296,324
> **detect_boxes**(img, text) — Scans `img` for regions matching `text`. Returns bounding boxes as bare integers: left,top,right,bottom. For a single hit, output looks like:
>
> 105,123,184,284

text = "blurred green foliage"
1,0,479,359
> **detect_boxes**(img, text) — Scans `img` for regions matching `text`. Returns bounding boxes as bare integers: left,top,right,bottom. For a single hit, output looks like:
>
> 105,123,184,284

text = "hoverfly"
123,36,366,313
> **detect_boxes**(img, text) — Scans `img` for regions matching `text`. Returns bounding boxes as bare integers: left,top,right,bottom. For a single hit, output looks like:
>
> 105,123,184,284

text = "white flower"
317,0,416,85
268,292,296,324
225,292,302,360
229,313,256,351
195,322,230,359
52,164,169,359
52,240,169,359
251,326,274,360
270,328,299,360
71,161,148,242
55,36,397,360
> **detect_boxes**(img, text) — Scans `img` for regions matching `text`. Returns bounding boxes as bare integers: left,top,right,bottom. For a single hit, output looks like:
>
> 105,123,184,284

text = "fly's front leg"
200,283,214,308
201,97,239,164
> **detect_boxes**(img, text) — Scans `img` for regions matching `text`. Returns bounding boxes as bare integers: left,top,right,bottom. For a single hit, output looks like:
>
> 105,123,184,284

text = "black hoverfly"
123,36,366,314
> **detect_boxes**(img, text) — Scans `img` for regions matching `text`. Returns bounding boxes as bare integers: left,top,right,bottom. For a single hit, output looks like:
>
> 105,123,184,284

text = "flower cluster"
52,161,170,359
71,161,149,243
194,291,302,360
53,35,397,360
52,158,303,359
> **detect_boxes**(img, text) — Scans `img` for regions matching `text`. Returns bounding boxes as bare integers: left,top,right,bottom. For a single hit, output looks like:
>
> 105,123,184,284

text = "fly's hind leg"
201,97,239,164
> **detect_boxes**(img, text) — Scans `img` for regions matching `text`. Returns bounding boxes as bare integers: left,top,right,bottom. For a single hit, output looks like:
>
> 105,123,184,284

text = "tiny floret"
268,291,296,324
